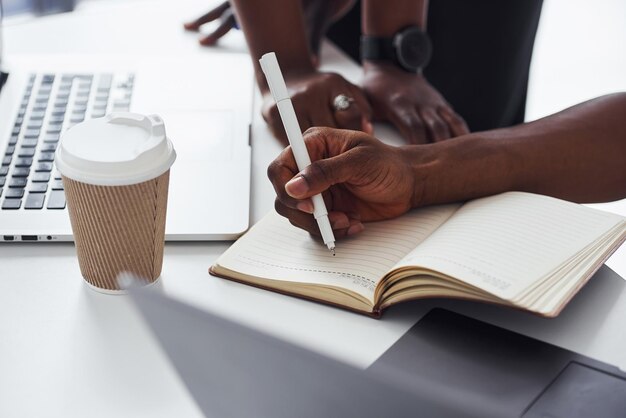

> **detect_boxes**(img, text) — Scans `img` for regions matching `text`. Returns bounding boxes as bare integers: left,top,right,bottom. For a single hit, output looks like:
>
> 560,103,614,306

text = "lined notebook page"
215,205,459,302
396,192,626,301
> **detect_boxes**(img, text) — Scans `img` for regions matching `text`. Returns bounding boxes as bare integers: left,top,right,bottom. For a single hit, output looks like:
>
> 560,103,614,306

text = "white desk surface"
1,1,626,417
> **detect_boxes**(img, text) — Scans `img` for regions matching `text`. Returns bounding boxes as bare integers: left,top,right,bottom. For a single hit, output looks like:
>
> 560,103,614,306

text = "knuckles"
303,126,328,138
304,160,330,185
267,161,294,203
427,117,446,134
262,102,280,123
404,114,425,132
266,159,282,181
298,72,346,96
274,199,317,235
318,72,342,85
274,198,287,215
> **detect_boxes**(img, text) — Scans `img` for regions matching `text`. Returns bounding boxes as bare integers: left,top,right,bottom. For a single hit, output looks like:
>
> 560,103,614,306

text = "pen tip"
331,248,336,256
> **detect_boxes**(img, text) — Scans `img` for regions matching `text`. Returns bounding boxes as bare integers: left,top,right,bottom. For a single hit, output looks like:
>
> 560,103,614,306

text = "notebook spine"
209,266,382,319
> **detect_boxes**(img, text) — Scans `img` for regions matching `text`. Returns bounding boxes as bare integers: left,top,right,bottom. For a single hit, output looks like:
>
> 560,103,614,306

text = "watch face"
394,27,432,72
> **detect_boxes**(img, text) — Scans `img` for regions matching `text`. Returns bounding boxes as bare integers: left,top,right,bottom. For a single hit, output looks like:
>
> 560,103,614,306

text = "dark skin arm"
268,93,626,238
193,1,466,144
230,0,314,88
362,0,469,143
230,0,372,145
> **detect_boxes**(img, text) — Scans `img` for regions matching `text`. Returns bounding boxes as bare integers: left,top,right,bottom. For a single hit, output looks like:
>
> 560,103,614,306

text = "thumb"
285,151,357,199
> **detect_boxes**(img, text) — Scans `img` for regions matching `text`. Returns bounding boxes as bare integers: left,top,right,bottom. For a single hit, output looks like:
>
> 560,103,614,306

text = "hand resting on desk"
268,93,626,238
183,1,235,46
362,61,470,144
261,71,373,146
185,0,467,145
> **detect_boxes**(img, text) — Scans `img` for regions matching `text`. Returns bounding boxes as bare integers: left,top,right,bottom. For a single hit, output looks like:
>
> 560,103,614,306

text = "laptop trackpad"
523,362,626,418
368,307,626,418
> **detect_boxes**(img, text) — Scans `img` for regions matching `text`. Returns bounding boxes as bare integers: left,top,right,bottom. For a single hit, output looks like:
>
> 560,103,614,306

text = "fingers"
267,151,313,213
261,99,308,146
333,102,365,131
264,97,333,144
310,108,337,131
262,72,375,142
274,200,365,239
183,2,230,31
199,13,236,46
317,82,372,132
184,3,235,47
332,91,372,133
419,108,451,142
311,54,320,69
269,149,365,239
389,105,469,143
387,106,428,144
268,126,358,202
439,107,470,137
262,102,288,145
267,127,369,239
284,151,358,199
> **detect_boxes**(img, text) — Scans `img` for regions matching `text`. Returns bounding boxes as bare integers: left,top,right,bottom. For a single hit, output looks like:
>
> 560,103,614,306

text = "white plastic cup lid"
55,113,176,186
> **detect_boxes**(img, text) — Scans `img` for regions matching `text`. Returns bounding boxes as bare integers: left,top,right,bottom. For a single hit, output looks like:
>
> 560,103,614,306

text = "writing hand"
262,71,373,146
363,62,469,144
267,127,417,238
183,2,236,46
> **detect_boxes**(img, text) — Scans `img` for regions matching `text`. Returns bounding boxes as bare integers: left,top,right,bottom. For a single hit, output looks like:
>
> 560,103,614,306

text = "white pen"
259,52,336,255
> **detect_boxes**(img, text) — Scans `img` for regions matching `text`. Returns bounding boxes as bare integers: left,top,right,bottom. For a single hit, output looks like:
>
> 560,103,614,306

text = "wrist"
361,23,432,73
363,60,426,77
405,133,520,208
257,63,317,95
363,60,393,73
400,144,441,209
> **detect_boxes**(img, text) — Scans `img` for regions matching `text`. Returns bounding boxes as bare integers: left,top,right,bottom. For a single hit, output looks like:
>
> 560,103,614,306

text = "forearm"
362,0,428,35
410,93,626,206
230,0,314,92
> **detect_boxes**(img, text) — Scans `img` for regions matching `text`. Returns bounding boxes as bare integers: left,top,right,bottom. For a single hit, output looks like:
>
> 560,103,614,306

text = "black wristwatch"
361,26,432,73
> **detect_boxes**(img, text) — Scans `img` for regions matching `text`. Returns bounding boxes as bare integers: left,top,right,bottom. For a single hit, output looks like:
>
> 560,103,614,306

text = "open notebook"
210,192,626,318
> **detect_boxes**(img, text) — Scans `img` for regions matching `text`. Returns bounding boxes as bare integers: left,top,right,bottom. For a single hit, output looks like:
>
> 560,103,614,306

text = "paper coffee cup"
56,113,176,292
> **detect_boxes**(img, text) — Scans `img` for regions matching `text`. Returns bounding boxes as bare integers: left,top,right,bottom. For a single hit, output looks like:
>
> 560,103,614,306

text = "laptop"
128,266,626,418
127,283,466,418
370,307,626,418
0,13,254,242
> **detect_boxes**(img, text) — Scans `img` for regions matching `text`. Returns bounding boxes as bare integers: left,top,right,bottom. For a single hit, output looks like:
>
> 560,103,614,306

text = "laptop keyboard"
1,73,134,211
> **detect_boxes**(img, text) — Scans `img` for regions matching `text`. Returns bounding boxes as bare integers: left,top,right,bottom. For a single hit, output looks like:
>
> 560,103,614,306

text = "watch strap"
361,35,396,62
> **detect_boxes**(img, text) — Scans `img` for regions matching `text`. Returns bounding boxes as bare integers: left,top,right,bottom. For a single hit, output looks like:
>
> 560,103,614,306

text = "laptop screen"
0,0,9,92
0,0,7,91
0,0,4,70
